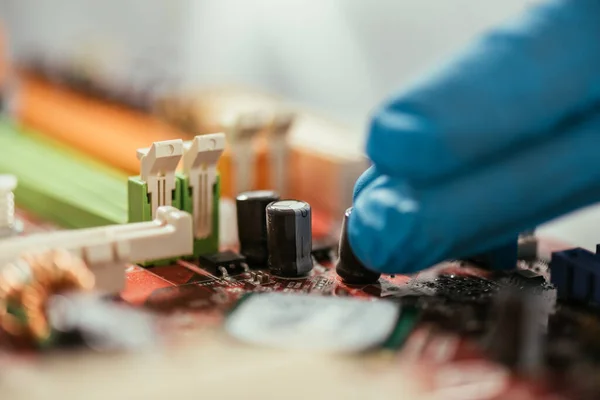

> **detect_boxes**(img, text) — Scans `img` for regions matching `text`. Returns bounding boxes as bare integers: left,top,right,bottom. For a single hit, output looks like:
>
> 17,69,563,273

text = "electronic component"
225,292,401,353
236,190,280,267
128,139,187,265
0,206,193,294
335,207,381,285
482,288,545,376
14,77,368,219
504,269,546,287
311,239,336,263
250,271,270,285
181,133,224,239
128,134,223,260
6,195,600,398
463,237,518,271
0,174,19,237
223,112,267,194
16,74,184,175
266,200,313,277
268,112,294,196
0,122,128,228
518,229,538,260
180,133,225,257
130,139,183,220
198,251,247,277
0,248,95,346
550,247,600,304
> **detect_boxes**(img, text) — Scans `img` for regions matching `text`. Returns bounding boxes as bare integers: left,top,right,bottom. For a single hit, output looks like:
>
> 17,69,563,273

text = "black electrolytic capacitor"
266,200,313,277
236,190,280,267
336,207,381,284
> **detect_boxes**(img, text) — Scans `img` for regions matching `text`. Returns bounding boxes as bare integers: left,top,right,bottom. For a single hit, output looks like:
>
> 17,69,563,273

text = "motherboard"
0,78,599,400
3,201,600,400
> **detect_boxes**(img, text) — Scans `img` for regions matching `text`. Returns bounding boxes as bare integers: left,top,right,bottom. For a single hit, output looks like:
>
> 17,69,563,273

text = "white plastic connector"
136,139,183,218
0,206,193,293
223,113,268,194
182,133,226,239
0,174,17,237
268,112,295,196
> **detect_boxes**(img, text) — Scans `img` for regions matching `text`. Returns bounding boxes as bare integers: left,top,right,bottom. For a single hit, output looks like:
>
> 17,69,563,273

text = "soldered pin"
219,266,230,278
136,139,183,219
268,111,295,196
182,133,226,239
223,112,268,194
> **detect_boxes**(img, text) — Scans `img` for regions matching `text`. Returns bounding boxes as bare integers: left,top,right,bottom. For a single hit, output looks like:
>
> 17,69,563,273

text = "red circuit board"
7,209,586,399
118,262,572,399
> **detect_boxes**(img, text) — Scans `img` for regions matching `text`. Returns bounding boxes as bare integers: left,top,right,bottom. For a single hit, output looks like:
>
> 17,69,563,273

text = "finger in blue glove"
368,0,600,182
350,0,600,274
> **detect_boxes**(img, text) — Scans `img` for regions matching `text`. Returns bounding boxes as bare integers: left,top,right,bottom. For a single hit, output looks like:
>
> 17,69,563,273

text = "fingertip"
352,165,379,202
348,176,425,274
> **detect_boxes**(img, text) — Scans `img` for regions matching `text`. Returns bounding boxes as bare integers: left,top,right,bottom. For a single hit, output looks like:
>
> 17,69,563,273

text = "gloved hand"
349,0,600,274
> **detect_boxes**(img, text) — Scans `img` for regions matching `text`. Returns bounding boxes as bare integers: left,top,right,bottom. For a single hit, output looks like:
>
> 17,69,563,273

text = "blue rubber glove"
349,0,600,274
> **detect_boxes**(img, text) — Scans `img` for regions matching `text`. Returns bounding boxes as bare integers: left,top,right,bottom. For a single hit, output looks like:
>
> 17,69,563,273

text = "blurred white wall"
171,0,537,132
0,0,191,94
188,0,535,130
0,0,596,248
0,0,535,131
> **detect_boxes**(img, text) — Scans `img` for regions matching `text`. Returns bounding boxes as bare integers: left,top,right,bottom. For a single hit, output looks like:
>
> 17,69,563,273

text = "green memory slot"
0,119,128,228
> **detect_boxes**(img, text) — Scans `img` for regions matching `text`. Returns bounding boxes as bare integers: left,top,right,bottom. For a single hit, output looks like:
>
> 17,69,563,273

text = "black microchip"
311,239,337,263
495,269,547,289
512,269,546,286
199,251,247,277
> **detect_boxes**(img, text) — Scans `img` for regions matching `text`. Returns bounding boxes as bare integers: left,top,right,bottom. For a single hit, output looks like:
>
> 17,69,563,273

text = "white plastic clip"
268,112,295,196
223,113,268,194
137,140,183,218
0,206,193,294
183,133,226,239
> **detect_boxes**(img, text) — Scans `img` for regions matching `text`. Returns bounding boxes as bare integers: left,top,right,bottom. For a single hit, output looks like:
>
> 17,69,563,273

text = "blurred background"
0,0,597,248
0,0,537,135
